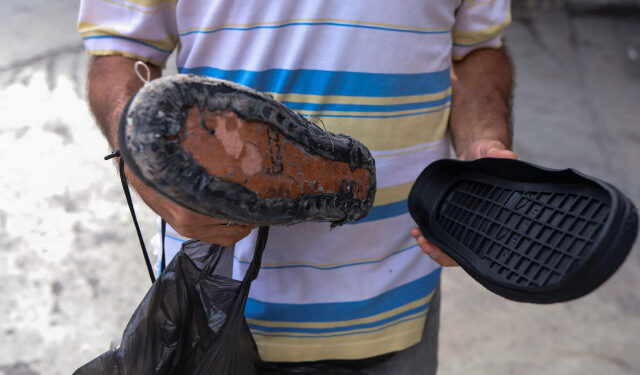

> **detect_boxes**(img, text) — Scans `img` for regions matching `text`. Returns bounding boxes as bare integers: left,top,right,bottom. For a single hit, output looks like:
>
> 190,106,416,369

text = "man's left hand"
410,140,518,267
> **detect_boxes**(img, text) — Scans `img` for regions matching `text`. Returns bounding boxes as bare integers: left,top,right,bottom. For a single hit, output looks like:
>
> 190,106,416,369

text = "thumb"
486,147,518,160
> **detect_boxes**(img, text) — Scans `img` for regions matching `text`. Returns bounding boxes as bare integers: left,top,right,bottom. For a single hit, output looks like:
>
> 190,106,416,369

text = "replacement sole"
119,74,376,226
408,158,638,303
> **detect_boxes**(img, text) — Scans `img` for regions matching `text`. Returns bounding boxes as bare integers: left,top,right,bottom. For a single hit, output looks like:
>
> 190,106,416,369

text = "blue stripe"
156,257,162,277
166,233,186,243
250,310,427,339
283,95,450,113
179,67,451,97
167,204,408,243
352,200,408,224
83,35,172,53
245,268,441,322
248,302,428,334
306,105,449,119
179,22,450,37
235,243,419,270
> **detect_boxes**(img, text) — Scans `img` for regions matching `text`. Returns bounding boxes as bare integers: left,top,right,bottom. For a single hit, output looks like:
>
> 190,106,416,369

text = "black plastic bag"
74,227,269,375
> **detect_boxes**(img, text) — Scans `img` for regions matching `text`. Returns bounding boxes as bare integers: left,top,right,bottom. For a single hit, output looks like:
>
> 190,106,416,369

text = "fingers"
175,223,256,247
158,200,257,246
410,227,459,267
486,147,518,160
163,208,257,247
122,164,256,247
463,139,518,161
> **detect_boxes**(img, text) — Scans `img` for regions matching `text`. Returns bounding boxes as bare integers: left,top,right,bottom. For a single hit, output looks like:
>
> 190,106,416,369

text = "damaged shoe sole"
408,158,638,303
119,74,376,225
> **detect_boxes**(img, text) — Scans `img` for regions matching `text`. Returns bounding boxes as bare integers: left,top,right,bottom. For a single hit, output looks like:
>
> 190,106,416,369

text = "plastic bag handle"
160,218,167,272
243,226,270,285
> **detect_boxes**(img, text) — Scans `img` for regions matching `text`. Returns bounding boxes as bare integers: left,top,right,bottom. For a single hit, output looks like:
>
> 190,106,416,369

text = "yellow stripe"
79,22,178,52
97,0,174,13
165,230,190,241
268,88,451,106
374,181,414,206
254,312,426,362
251,310,426,338
85,49,166,68
236,239,417,268
295,102,449,118
115,0,176,7
321,107,450,151
462,0,498,9
452,40,503,60
452,12,511,45
179,18,450,34
247,290,435,330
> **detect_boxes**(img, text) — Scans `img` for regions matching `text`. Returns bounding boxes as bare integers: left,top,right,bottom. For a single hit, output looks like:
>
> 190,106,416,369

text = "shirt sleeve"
451,0,511,60
77,0,179,67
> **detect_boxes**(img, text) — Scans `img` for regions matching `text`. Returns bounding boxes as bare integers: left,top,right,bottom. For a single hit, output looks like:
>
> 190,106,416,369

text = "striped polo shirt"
79,0,510,362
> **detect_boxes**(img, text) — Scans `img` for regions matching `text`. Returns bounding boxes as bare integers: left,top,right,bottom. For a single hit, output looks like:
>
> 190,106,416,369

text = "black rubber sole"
118,74,376,226
408,158,638,303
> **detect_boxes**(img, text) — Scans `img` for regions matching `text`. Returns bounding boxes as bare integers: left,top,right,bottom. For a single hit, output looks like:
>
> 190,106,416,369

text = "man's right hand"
89,55,256,247
124,165,256,246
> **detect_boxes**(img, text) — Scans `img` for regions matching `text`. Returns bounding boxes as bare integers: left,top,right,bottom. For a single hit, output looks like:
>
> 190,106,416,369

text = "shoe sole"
119,74,376,225
408,158,638,303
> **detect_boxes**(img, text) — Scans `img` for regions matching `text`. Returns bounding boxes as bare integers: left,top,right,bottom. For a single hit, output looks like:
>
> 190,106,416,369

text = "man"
79,1,516,373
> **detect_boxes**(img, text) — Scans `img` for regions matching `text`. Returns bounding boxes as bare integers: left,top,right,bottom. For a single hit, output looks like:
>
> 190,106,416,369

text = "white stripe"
177,0,456,35
375,138,450,189
159,214,440,305
179,25,451,73
246,252,438,305
238,214,417,265
232,213,439,304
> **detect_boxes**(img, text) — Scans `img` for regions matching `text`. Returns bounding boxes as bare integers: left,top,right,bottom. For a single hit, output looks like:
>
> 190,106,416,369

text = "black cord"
117,157,156,283
108,150,264,284
104,150,121,160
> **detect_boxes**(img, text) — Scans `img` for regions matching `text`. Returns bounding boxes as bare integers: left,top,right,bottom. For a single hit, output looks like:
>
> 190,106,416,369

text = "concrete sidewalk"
0,3,638,374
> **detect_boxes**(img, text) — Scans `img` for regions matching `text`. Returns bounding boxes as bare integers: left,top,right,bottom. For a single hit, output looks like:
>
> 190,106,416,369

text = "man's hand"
88,55,256,246
411,144,518,267
411,47,516,267
125,167,256,246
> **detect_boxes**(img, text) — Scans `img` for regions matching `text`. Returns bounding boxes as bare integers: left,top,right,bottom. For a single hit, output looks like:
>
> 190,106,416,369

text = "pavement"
439,10,640,375
0,2,638,375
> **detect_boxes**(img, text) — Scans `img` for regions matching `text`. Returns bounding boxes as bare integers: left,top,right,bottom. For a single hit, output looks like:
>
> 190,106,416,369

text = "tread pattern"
437,180,610,287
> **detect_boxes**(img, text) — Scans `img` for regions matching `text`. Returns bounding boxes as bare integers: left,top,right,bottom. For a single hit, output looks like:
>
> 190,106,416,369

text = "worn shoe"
408,158,638,303
118,74,376,226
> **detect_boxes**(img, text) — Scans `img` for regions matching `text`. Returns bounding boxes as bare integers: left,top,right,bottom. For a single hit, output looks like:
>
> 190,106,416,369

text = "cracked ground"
0,2,639,374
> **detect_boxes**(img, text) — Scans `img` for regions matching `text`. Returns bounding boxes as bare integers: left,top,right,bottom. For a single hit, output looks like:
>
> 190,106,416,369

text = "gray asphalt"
0,2,638,374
